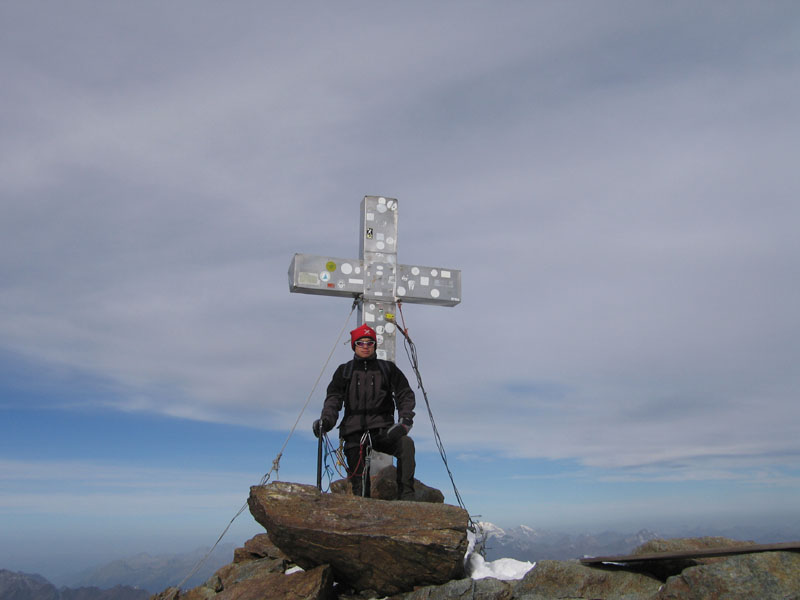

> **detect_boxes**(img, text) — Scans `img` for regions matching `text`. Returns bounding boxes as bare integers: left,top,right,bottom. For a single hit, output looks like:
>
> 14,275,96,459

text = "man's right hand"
312,418,330,438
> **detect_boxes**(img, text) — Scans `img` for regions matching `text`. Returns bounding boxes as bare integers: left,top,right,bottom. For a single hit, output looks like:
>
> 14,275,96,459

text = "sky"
2,0,800,581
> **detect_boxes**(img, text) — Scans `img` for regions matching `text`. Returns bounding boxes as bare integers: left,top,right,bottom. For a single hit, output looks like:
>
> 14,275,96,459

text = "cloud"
1,2,800,488
0,457,307,520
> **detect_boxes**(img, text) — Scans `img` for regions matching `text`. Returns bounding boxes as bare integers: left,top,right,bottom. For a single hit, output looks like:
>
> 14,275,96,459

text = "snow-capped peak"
476,521,506,539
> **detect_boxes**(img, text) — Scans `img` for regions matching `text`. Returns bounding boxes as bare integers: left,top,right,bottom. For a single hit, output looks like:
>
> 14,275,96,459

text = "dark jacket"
322,354,415,437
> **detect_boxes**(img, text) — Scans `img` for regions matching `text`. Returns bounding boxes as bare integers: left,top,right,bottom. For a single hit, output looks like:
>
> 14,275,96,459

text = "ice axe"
316,431,323,490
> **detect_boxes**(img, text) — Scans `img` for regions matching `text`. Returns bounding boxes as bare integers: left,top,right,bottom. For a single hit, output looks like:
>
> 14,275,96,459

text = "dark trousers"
343,429,415,498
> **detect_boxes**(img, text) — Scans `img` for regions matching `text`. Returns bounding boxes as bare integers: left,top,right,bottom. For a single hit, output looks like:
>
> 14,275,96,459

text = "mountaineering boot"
398,483,416,501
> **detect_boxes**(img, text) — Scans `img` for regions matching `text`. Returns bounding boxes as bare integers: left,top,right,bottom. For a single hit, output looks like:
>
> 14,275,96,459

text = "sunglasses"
355,340,376,348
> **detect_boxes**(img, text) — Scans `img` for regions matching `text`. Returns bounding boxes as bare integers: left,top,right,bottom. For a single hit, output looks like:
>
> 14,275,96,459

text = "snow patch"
284,566,304,575
465,529,535,581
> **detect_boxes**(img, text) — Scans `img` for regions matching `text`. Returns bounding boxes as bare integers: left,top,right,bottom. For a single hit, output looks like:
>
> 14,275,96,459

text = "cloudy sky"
2,0,799,580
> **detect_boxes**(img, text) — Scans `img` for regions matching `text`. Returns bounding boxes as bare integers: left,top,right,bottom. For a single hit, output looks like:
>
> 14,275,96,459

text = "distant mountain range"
478,522,661,562
0,569,147,600
0,543,235,599
67,544,235,594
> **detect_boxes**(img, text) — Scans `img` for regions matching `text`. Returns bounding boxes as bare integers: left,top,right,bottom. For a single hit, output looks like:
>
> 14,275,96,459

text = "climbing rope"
395,302,485,554
174,298,358,590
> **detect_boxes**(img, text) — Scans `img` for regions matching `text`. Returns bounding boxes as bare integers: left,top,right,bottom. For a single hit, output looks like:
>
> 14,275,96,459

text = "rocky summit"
150,479,800,600
248,481,468,596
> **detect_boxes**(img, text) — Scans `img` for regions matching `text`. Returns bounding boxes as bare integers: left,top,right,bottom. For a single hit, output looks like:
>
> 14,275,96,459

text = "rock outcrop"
231,533,289,566
329,465,445,503
213,564,333,600
150,564,333,600
511,560,662,599
650,541,800,600
248,482,468,596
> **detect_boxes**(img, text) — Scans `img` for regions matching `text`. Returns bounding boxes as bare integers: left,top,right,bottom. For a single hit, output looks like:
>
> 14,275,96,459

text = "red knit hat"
350,323,377,349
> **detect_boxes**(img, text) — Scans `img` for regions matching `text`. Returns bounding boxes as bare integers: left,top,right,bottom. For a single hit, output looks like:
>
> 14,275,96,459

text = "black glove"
312,418,331,438
385,418,412,444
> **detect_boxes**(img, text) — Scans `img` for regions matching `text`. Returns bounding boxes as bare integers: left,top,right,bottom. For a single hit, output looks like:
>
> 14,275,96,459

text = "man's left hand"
385,418,412,444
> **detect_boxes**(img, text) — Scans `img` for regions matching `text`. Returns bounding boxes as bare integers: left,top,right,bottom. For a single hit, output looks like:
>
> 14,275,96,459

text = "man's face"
354,337,376,359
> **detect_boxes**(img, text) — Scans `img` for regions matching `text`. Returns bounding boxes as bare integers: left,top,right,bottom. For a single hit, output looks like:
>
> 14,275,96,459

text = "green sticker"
325,261,337,272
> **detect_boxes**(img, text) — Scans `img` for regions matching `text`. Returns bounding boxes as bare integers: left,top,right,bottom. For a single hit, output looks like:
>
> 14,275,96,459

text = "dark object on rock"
632,536,756,556
248,481,468,596
580,537,764,581
582,536,800,581
330,465,445,503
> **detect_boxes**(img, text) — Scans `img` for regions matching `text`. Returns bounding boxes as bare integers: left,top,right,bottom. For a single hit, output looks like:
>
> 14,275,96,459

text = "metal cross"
288,196,461,362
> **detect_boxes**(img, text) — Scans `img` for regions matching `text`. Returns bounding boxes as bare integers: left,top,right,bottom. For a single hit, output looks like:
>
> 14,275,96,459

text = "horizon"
2,0,799,584
4,508,799,586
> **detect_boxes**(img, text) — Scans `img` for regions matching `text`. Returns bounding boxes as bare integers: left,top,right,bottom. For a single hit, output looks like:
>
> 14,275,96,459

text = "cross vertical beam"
289,196,461,362
359,196,399,360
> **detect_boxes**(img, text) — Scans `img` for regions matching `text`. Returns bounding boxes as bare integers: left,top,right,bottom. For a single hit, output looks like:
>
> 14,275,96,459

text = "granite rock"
248,481,468,595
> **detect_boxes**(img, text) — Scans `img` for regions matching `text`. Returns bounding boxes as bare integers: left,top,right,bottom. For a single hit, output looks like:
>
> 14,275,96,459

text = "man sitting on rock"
313,323,417,500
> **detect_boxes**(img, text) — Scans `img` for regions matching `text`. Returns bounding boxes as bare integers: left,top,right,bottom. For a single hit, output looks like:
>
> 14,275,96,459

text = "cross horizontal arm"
396,264,461,307
288,253,365,298
290,253,462,307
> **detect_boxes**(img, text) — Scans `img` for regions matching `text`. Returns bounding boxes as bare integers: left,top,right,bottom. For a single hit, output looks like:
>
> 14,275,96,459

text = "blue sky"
3,0,800,580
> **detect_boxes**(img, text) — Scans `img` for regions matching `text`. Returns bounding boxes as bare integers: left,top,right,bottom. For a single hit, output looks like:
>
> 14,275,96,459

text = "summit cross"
288,196,461,362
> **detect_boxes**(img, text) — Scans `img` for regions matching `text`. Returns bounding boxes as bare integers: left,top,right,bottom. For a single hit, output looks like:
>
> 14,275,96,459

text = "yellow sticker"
385,313,395,321
325,261,336,272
